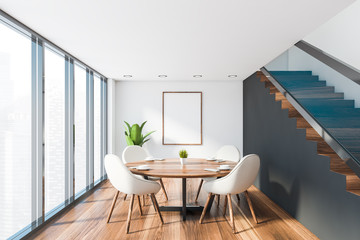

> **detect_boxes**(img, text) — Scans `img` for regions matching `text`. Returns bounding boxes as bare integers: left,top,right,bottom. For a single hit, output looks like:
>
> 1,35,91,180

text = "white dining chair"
122,146,169,201
104,154,164,233
195,145,241,202
199,154,260,233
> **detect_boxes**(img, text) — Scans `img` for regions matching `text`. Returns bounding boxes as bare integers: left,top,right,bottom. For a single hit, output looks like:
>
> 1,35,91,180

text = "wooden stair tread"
347,189,360,196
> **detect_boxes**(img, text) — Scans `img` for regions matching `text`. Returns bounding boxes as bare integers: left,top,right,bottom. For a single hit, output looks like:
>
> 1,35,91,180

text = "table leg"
158,178,203,221
182,178,186,221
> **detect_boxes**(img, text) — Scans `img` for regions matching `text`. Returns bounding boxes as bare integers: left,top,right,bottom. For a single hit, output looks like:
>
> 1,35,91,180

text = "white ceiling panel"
0,0,354,81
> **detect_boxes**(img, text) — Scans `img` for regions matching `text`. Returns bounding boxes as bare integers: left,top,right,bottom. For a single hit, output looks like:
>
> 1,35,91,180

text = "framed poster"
162,92,202,145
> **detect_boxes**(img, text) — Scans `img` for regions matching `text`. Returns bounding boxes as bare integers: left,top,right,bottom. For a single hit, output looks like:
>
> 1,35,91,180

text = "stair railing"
261,67,360,178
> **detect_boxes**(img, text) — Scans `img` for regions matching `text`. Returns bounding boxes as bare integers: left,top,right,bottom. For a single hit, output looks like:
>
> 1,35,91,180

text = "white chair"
199,154,260,233
195,145,241,202
104,154,164,233
122,146,169,201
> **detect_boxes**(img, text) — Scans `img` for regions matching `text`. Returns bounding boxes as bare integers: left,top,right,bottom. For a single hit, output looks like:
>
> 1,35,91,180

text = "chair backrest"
206,154,260,195
215,145,240,162
122,145,148,164
104,154,160,195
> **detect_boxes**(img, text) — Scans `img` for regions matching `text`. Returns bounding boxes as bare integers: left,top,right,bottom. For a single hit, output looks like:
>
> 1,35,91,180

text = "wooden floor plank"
30,179,318,240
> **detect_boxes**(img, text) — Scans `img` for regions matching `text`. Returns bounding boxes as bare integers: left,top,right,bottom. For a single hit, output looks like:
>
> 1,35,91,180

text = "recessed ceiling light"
228,75,237,78
123,75,132,78
158,75,168,78
193,75,202,78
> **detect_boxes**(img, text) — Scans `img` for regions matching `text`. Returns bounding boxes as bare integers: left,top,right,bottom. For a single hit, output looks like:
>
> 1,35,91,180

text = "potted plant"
179,149,188,165
124,121,155,146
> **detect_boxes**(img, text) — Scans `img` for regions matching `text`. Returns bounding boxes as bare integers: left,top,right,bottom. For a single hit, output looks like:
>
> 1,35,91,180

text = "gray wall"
243,73,360,240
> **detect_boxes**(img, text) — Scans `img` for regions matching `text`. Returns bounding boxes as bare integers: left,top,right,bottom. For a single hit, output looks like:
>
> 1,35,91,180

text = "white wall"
107,79,116,154
304,0,360,71
114,80,243,159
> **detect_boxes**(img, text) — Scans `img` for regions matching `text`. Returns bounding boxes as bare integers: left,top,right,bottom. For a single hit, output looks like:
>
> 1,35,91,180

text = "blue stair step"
328,128,360,140
312,109,360,118
270,71,312,76
337,140,360,153
299,99,355,109
283,81,327,89
317,117,360,128
290,86,335,94
292,92,344,100
276,76,320,82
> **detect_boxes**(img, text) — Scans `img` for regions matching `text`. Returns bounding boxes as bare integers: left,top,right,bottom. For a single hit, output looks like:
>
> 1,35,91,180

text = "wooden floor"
31,179,318,240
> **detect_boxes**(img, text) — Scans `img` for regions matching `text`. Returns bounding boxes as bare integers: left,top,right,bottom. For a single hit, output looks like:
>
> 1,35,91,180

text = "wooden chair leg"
124,194,127,201
126,195,135,234
195,179,204,202
227,194,235,233
236,194,240,201
150,193,164,224
159,178,168,201
223,195,227,216
148,193,157,212
245,190,258,224
137,195,143,216
143,195,146,206
199,193,213,224
217,194,220,207
107,190,119,223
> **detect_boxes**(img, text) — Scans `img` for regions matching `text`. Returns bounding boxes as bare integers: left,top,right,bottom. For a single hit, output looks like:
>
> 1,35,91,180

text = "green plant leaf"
143,130,155,140
125,135,134,146
140,121,147,132
124,121,131,136
140,138,150,146
131,124,142,145
124,125,130,136
179,149,188,158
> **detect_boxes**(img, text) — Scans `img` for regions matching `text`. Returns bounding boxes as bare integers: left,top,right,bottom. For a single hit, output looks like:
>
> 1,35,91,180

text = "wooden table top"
126,158,237,178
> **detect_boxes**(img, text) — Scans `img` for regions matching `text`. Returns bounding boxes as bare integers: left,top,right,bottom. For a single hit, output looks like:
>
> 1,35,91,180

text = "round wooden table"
126,158,236,220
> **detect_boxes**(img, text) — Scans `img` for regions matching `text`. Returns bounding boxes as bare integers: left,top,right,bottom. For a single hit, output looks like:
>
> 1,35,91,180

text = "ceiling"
0,0,354,81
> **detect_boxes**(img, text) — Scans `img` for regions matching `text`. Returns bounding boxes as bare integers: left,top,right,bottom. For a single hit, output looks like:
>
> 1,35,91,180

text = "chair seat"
148,176,161,181
203,177,216,182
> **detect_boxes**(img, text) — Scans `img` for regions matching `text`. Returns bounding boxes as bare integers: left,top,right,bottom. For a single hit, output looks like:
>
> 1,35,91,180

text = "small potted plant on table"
179,149,188,165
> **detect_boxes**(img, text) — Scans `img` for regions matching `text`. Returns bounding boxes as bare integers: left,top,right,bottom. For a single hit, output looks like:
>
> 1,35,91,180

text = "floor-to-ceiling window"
44,46,66,214
74,63,87,195
0,12,107,240
94,75,101,183
0,19,32,240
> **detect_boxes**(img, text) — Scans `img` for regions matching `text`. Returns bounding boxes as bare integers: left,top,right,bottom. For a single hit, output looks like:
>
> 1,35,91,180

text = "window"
93,75,101,182
0,12,107,239
74,63,87,195
0,22,32,238
44,47,66,214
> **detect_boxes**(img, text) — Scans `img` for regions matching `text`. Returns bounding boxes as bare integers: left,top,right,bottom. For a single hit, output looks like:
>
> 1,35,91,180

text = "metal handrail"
261,67,360,178
295,41,360,85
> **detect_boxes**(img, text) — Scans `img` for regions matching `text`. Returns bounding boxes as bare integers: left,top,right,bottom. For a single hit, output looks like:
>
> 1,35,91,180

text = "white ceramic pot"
180,158,187,165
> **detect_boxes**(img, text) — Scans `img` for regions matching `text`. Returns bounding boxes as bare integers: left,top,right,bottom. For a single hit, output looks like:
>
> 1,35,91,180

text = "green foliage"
179,149,188,158
124,121,155,146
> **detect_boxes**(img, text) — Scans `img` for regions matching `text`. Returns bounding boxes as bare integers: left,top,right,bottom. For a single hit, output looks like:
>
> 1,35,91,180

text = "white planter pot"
180,158,187,165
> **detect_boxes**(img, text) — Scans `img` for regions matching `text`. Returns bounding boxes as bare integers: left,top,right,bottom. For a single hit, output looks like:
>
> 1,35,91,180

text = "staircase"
257,70,360,196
